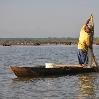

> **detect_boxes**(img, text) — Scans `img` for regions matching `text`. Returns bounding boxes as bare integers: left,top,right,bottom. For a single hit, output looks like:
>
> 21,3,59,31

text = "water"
0,45,99,99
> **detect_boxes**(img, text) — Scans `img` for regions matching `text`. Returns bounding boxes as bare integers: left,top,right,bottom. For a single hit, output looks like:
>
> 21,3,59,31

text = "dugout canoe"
10,64,98,78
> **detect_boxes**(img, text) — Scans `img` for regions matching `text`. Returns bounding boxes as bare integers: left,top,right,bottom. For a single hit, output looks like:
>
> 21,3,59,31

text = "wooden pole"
89,14,98,67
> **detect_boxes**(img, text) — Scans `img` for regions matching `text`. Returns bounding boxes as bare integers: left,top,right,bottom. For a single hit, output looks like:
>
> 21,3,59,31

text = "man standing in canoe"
77,14,96,67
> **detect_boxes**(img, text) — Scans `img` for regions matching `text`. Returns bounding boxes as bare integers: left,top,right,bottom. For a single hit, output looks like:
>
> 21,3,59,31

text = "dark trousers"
77,49,88,65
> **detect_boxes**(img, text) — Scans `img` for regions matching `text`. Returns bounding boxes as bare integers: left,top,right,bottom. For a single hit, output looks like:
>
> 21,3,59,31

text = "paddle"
88,48,98,67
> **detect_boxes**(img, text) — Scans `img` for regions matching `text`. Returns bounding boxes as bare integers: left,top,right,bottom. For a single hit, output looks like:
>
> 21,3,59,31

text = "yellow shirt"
78,25,92,51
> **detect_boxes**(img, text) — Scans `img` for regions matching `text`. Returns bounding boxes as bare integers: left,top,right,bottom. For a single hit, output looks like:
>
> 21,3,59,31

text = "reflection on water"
78,75,96,99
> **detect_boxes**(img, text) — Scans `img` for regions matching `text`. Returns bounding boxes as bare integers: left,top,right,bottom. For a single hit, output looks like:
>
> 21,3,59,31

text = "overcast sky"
0,0,99,38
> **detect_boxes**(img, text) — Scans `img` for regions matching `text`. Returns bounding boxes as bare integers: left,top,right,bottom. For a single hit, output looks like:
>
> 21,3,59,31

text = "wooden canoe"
10,64,98,78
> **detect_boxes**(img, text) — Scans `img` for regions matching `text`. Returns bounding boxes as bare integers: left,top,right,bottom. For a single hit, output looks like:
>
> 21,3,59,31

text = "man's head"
84,25,91,33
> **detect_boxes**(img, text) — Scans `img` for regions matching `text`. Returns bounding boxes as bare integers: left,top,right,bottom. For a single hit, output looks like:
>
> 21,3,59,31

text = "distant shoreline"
0,38,99,46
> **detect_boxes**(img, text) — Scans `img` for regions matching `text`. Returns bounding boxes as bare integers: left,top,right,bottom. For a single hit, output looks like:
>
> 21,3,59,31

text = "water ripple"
0,45,99,99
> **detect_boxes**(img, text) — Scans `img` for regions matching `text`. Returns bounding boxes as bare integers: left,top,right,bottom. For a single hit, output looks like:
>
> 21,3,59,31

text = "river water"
0,45,99,99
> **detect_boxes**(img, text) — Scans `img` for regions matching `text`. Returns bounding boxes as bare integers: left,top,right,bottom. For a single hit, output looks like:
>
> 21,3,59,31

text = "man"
77,15,94,67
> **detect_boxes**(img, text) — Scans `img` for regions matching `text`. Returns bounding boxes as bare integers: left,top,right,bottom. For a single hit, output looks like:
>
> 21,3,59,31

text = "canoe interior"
10,65,98,78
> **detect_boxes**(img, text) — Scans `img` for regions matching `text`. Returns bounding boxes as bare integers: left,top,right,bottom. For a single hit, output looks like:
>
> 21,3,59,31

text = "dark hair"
84,25,91,33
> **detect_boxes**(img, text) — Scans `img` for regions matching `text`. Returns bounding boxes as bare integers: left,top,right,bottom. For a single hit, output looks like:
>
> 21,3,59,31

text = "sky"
0,0,99,38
